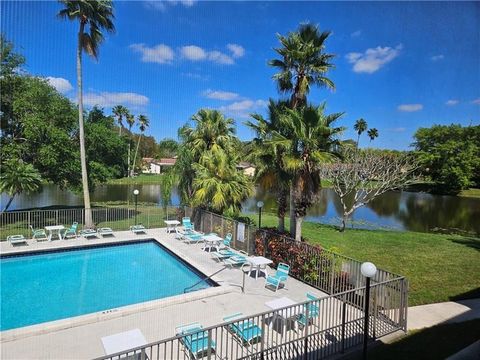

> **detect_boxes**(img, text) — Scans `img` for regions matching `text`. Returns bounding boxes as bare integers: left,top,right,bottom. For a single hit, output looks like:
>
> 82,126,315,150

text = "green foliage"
157,138,179,158
0,159,42,211
413,124,480,193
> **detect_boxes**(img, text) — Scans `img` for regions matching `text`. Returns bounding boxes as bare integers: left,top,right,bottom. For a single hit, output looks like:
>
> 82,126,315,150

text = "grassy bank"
459,188,480,198
107,174,164,185
245,213,480,306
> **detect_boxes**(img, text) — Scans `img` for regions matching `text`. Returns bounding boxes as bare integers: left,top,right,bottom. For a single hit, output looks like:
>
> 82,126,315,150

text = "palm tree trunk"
277,187,287,232
295,215,303,241
118,125,122,136
2,195,15,212
133,133,142,176
127,141,131,177
77,22,92,227
289,182,296,237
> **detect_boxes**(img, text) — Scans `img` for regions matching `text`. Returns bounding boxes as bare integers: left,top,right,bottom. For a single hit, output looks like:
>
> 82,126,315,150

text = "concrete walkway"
407,298,480,330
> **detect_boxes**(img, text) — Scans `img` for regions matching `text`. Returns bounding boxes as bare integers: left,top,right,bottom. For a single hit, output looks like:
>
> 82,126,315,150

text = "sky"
2,0,479,150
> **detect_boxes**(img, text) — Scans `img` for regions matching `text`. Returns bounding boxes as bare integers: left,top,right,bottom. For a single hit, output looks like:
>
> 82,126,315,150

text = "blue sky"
2,1,479,150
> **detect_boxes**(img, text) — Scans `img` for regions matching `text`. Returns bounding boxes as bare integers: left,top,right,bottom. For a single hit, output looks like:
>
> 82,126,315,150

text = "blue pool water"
0,241,214,331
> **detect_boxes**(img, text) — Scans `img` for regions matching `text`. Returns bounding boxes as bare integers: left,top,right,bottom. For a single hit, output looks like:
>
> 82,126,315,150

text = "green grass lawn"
107,174,164,184
245,213,480,306
459,188,480,198
350,319,480,360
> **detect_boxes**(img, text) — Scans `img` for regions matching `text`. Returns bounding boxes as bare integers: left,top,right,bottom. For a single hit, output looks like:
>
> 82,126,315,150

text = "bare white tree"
321,149,418,231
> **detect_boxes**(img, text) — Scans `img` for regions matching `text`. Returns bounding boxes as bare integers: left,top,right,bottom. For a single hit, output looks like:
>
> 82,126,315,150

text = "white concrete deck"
1,228,327,359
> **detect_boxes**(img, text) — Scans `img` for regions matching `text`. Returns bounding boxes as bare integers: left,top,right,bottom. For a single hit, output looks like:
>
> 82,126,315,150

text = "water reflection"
1,184,479,235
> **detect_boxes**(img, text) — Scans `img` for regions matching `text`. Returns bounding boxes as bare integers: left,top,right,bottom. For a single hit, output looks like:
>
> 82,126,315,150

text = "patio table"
202,234,223,252
247,256,273,279
44,225,65,241
164,220,181,233
265,297,303,336
101,328,147,357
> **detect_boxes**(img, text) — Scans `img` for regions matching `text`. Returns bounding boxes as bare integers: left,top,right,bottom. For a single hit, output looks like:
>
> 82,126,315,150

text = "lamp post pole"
256,201,264,228
133,189,139,225
361,262,377,360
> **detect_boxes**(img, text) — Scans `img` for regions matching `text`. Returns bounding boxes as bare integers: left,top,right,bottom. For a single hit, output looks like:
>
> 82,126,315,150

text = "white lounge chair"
98,227,114,237
80,229,98,239
7,235,27,246
130,225,147,234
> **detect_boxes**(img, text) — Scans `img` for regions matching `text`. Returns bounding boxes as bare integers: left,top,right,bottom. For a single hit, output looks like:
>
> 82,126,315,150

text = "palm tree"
272,103,345,240
269,22,335,235
112,105,128,136
132,114,149,175
247,99,291,231
125,112,135,177
58,0,115,227
354,118,368,148
367,128,379,143
0,159,42,212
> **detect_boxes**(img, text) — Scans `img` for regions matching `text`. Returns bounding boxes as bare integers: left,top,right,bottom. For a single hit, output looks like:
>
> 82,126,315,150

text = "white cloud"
227,44,245,58
219,99,267,118
129,43,174,64
431,54,444,61
46,76,73,93
351,30,362,38
346,44,403,74
143,0,196,12
180,45,207,61
445,99,459,106
181,72,209,81
391,127,406,133
397,104,423,112
208,50,234,64
82,91,149,108
471,98,480,105
203,89,239,101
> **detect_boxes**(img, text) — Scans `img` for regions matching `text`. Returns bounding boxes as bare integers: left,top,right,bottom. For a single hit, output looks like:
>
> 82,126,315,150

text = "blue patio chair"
29,225,47,241
265,263,290,291
223,313,262,346
219,233,232,249
63,222,78,239
224,250,249,267
175,322,216,359
297,293,320,328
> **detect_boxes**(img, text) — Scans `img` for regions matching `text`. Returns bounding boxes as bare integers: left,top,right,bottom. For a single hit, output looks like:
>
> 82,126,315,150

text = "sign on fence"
237,222,245,242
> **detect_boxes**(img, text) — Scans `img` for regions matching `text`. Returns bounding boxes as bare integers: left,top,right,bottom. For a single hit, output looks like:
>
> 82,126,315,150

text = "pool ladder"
183,266,228,293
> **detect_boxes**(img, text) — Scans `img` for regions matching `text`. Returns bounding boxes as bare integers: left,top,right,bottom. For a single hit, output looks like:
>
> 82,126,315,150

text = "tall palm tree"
132,114,149,175
125,112,135,177
112,104,128,136
58,0,115,226
269,22,335,236
367,128,379,143
272,103,345,240
354,118,368,148
246,99,291,231
0,159,42,212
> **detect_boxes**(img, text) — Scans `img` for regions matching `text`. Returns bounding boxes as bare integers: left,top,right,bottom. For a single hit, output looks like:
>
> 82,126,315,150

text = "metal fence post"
330,255,336,293
341,294,346,353
304,301,310,359
207,329,213,360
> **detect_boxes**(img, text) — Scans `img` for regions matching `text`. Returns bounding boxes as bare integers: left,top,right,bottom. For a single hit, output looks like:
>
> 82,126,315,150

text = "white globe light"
133,189,140,196
361,262,377,278
256,201,264,208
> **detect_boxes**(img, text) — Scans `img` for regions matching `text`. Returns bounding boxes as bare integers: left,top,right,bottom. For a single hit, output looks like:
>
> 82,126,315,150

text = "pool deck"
0,228,328,359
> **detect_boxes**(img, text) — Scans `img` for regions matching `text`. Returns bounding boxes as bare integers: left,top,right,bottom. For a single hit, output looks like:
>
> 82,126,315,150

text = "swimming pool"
0,241,215,331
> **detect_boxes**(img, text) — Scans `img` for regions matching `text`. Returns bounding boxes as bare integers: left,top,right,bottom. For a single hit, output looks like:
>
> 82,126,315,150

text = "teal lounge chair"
7,234,27,246
184,232,204,244
182,217,193,231
265,263,290,291
175,322,216,359
224,250,248,267
210,248,237,261
29,225,47,241
297,293,320,328
219,233,232,249
63,222,78,239
223,313,262,346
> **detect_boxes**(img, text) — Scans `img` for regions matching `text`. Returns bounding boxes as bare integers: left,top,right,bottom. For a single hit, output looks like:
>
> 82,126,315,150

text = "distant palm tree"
367,128,379,143
58,0,115,226
247,99,291,231
354,118,368,148
269,22,335,236
272,103,345,240
125,112,135,177
132,114,149,175
112,105,128,136
0,160,42,212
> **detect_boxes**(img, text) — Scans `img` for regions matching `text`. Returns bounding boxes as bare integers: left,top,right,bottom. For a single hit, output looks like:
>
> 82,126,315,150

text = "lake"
1,184,479,235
